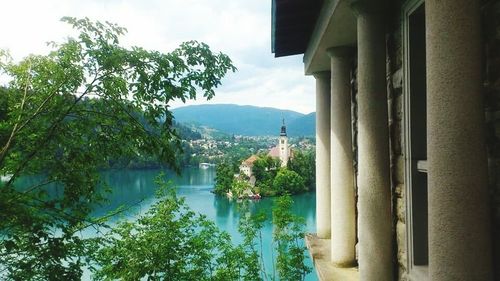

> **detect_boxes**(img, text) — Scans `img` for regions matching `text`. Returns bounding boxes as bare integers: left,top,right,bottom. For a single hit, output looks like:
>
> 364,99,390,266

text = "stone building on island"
272,0,500,280
239,155,258,178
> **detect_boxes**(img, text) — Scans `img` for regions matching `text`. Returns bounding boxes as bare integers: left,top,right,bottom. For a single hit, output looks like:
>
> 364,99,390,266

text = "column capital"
313,71,331,79
326,46,355,59
349,0,387,16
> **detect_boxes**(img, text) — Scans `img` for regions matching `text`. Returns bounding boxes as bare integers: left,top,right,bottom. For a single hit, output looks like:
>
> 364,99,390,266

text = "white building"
267,119,292,167
239,155,258,178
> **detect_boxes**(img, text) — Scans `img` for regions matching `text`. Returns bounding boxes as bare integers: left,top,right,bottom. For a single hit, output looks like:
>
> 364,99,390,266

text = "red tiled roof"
267,145,293,158
268,146,280,158
242,155,259,166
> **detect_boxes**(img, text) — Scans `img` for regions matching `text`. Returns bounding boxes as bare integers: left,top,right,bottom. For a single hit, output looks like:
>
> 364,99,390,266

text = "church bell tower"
279,118,289,167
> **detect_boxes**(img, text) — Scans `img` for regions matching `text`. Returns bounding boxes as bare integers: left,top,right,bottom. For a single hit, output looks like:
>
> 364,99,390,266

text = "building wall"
386,6,406,279
239,164,252,178
279,136,289,167
387,0,500,279
348,1,500,279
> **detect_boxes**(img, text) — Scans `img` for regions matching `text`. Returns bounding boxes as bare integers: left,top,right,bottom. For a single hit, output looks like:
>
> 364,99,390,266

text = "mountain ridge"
172,104,315,136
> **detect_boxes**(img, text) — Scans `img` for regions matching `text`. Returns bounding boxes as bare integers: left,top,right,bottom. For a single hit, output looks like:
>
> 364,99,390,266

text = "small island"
214,120,315,199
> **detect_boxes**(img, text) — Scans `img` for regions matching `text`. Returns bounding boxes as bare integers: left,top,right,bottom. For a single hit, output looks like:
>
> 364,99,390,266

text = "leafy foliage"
272,195,311,280
231,179,252,198
106,121,202,169
0,17,235,280
237,194,311,281
252,155,280,184
272,169,306,195
287,149,315,189
252,154,309,196
92,176,259,281
92,177,310,281
213,162,235,195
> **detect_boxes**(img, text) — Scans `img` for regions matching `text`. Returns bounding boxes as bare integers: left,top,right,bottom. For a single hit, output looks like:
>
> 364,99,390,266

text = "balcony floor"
305,234,359,281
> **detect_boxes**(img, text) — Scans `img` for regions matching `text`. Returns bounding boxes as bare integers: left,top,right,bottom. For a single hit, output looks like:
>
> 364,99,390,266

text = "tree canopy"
214,162,235,195
92,177,259,281
272,169,306,195
92,177,310,281
252,154,280,184
287,150,315,189
0,17,235,280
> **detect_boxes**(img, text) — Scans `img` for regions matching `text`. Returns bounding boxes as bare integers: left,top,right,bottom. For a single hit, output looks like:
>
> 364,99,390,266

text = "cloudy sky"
0,0,316,113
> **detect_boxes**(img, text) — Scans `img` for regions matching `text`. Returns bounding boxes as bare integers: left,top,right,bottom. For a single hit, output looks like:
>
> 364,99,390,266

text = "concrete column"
327,47,356,267
314,71,331,239
426,0,493,280
350,1,392,280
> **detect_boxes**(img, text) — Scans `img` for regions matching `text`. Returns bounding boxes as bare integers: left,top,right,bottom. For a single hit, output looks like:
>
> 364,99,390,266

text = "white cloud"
0,0,315,113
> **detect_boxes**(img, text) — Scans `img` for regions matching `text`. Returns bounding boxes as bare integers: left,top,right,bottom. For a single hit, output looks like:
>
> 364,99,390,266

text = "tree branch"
0,60,32,166
4,74,99,189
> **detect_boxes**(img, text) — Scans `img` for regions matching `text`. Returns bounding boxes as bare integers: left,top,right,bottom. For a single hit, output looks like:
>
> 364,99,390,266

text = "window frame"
402,0,429,279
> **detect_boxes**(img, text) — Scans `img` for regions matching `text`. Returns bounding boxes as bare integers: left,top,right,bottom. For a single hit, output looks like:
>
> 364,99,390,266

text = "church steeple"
280,118,287,136
278,118,289,167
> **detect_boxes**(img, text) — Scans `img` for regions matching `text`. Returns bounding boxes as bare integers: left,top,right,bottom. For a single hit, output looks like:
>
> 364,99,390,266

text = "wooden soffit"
272,0,323,57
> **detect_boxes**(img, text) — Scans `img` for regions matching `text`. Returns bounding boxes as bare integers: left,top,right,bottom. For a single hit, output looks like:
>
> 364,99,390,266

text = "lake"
19,167,319,280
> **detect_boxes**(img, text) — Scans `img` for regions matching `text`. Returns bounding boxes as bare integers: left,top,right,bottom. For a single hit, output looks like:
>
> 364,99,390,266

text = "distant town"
183,132,315,166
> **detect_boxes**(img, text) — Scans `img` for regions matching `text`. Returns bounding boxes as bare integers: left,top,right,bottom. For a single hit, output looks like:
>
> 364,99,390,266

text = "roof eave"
271,0,323,57
304,0,358,75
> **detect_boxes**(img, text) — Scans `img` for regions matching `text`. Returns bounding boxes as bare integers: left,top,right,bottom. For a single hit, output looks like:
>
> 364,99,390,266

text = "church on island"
239,120,293,179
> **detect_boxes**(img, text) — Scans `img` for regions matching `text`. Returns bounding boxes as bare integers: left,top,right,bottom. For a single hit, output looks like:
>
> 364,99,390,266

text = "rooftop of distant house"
241,155,259,166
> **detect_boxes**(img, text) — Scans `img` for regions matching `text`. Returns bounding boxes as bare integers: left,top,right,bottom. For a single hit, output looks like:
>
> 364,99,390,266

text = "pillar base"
305,234,359,281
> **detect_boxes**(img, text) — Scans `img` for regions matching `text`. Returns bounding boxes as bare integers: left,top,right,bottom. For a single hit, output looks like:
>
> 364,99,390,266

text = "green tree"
252,157,268,183
237,210,267,280
214,162,234,195
287,150,315,189
0,17,235,280
272,169,306,195
93,179,311,281
237,195,311,281
253,154,280,185
272,195,311,280
92,176,260,281
231,179,251,198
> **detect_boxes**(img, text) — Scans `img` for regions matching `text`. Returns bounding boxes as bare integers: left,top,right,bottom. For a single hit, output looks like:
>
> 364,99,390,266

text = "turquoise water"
20,167,318,280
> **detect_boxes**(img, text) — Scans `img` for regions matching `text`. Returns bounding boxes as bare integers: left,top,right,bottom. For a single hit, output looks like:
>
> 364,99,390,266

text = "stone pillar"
314,71,332,239
350,1,393,280
426,0,493,280
327,47,356,266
